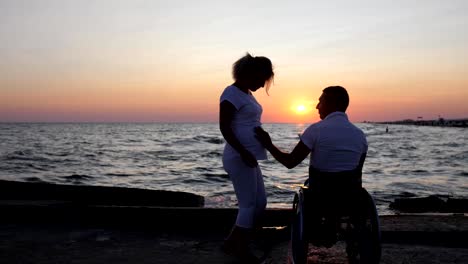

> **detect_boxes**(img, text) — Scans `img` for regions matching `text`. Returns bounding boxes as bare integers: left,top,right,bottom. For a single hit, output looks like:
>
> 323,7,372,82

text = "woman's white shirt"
220,85,267,160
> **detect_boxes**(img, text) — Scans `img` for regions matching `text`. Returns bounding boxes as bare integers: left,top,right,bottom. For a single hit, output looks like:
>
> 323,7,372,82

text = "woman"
219,53,274,262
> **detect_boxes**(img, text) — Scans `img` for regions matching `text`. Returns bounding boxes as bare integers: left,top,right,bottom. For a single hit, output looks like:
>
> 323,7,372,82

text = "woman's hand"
254,126,273,149
239,149,258,168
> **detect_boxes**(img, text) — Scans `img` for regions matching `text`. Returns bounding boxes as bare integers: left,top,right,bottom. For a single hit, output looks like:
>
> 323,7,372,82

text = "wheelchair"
290,169,381,264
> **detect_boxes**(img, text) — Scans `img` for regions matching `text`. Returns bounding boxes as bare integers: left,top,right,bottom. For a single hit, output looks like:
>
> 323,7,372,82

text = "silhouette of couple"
219,53,367,263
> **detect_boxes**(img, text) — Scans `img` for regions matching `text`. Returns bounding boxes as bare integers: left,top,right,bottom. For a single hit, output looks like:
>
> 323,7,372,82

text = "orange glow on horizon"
1,2,468,123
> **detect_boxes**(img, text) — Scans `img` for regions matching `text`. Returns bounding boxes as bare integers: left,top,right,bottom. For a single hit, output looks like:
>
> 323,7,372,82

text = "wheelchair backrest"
303,167,364,217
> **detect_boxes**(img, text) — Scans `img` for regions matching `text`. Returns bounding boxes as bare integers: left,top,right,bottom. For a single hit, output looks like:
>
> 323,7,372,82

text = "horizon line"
2,118,467,124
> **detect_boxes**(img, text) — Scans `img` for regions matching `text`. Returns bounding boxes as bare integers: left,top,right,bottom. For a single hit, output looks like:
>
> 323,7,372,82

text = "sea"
0,123,467,215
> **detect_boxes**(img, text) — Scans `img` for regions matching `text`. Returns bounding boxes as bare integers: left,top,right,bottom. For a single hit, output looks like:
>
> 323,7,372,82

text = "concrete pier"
1,180,467,263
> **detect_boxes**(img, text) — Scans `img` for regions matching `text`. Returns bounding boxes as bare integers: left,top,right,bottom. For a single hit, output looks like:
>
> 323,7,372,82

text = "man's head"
316,86,349,120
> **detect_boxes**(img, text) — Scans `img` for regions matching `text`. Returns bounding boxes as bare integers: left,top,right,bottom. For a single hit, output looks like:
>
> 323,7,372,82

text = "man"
256,86,370,257
255,86,367,186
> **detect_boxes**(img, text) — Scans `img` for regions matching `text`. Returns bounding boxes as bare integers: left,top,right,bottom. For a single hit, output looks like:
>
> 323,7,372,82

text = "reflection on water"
0,123,467,215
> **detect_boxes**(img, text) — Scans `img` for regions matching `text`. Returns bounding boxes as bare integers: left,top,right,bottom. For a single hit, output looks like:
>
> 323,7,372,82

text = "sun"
296,105,306,112
294,104,307,114
290,100,316,117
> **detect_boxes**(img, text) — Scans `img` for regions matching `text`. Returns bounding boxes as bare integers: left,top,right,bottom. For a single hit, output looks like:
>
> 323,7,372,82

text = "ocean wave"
45,152,70,157
268,188,296,196
26,163,56,171
2,150,55,162
411,169,428,173
193,135,224,144
172,138,197,145
105,173,130,177
201,151,222,158
63,174,95,181
24,176,44,182
181,178,211,184
125,139,143,143
399,145,418,151
202,173,229,179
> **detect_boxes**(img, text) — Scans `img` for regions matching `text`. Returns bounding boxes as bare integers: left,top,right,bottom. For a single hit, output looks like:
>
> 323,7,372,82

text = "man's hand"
254,126,273,149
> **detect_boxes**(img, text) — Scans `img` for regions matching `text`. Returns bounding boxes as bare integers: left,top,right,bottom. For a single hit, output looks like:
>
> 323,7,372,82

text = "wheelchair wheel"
291,192,308,264
346,188,381,264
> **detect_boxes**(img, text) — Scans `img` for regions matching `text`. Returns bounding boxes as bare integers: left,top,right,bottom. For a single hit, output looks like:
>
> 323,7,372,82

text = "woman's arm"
219,100,258,168
255,127,310,169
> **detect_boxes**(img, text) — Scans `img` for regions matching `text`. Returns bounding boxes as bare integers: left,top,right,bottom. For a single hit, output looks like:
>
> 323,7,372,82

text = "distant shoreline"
367,118,468,128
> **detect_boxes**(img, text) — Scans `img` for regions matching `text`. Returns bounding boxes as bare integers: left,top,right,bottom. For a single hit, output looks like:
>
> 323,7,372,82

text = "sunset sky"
1,0,467,123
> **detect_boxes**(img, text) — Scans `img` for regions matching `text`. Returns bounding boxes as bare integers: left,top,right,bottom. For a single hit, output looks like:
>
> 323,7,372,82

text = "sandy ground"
1,223,467,264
